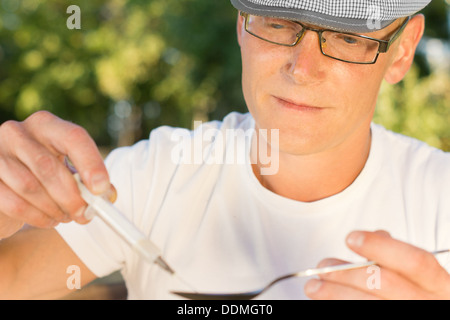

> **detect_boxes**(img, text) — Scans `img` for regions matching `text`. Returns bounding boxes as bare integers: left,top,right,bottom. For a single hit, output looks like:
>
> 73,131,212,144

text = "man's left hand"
304,230,450,299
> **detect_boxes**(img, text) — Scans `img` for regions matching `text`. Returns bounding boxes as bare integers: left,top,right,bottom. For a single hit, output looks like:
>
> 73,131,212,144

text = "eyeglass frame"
240,11,411,65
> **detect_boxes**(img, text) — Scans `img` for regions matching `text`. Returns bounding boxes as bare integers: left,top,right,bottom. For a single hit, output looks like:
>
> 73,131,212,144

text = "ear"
236,11,244,47
384,14,425,84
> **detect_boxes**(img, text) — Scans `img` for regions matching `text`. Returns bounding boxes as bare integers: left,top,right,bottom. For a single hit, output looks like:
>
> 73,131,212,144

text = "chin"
261,123,335,156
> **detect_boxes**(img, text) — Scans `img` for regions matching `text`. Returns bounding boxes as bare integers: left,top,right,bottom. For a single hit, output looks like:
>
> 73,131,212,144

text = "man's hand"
304,230,450,299
0,111,112,239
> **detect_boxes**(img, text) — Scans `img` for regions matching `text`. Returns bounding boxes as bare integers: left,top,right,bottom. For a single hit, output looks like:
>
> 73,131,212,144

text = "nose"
284,30,326,84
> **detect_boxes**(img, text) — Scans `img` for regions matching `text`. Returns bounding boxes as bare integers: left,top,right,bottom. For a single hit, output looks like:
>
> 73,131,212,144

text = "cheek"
240,39,285,112
335,64,386,111
240,42,268,110
241,48,267,83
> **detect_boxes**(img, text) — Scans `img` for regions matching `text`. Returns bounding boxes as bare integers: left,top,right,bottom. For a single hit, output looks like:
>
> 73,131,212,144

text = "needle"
73,173,175,275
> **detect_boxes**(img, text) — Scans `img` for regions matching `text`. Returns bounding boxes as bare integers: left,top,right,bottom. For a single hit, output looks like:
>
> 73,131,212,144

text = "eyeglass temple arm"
378,16,411,53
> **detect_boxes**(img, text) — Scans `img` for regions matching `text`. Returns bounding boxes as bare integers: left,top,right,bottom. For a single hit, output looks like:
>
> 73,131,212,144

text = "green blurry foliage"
0,0,244,147
375,65,450,151
0,0,448,151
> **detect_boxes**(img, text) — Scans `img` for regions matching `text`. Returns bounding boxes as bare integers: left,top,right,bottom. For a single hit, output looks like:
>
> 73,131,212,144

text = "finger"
105,183,118,203
24,111,111,195
316,258,434,299
10,130,88,223
0,212,24,239
0,179,58,229
346,231,450,292
2,116,92,223
65,157,117,203
304,278,381,300
0,156,69,223
374,229,391,238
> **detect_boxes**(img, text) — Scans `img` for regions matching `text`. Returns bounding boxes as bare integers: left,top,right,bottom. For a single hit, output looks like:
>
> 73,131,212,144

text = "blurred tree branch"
0,0,448,151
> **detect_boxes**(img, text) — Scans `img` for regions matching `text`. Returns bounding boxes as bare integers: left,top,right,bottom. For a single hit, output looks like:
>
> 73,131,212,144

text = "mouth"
273,96,323,112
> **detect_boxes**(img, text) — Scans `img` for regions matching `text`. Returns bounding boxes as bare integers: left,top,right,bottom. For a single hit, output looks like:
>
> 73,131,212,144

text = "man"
0,0,449,299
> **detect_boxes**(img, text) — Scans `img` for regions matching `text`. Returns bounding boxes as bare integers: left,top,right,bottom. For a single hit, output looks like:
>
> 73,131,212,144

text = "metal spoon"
171,249,450,300
172,260,375,300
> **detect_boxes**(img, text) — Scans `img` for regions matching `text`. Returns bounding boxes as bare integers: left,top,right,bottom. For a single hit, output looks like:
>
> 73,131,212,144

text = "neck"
251,126,372,202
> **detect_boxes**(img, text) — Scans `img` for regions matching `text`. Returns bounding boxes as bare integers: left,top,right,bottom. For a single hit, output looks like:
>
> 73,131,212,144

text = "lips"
274,96,322,111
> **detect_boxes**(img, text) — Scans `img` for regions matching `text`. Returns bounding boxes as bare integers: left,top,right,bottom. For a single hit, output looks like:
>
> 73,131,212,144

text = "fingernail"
91,174,110,194
83,205,96,221
74,206,87,219
102,184,117,203
74,206,92,224
305,279,322,295
347,231,365,248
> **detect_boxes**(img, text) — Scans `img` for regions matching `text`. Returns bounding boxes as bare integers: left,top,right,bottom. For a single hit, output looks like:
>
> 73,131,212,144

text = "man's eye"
339,35,361,45
263,18,296,30
269,23,286,29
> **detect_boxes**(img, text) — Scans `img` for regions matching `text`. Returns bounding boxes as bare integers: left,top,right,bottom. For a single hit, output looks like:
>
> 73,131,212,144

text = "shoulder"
372,123,450,188
107,112,253,161
372,123,449,163
104,112,254,189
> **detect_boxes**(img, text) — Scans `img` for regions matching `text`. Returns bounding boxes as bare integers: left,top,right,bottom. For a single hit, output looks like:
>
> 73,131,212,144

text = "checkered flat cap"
230,0,431,32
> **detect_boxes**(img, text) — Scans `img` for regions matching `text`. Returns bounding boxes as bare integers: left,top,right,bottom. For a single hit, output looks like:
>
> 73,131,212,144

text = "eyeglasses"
241,12,411,65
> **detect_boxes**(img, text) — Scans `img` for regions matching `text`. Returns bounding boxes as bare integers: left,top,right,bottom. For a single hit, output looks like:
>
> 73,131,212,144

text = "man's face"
237,15,404,156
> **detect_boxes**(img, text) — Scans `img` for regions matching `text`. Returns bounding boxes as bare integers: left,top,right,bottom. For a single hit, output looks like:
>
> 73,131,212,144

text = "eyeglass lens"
246,14,381,64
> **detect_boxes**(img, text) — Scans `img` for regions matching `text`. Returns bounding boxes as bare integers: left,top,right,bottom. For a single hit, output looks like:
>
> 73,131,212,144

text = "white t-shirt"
56,112,450,299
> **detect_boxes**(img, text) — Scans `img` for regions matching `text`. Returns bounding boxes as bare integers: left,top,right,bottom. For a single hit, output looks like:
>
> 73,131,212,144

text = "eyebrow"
267,15,395,39
289,19,388,39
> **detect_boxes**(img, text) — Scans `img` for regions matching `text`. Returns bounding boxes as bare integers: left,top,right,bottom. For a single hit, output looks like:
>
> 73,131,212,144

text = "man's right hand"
0,111,112,239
